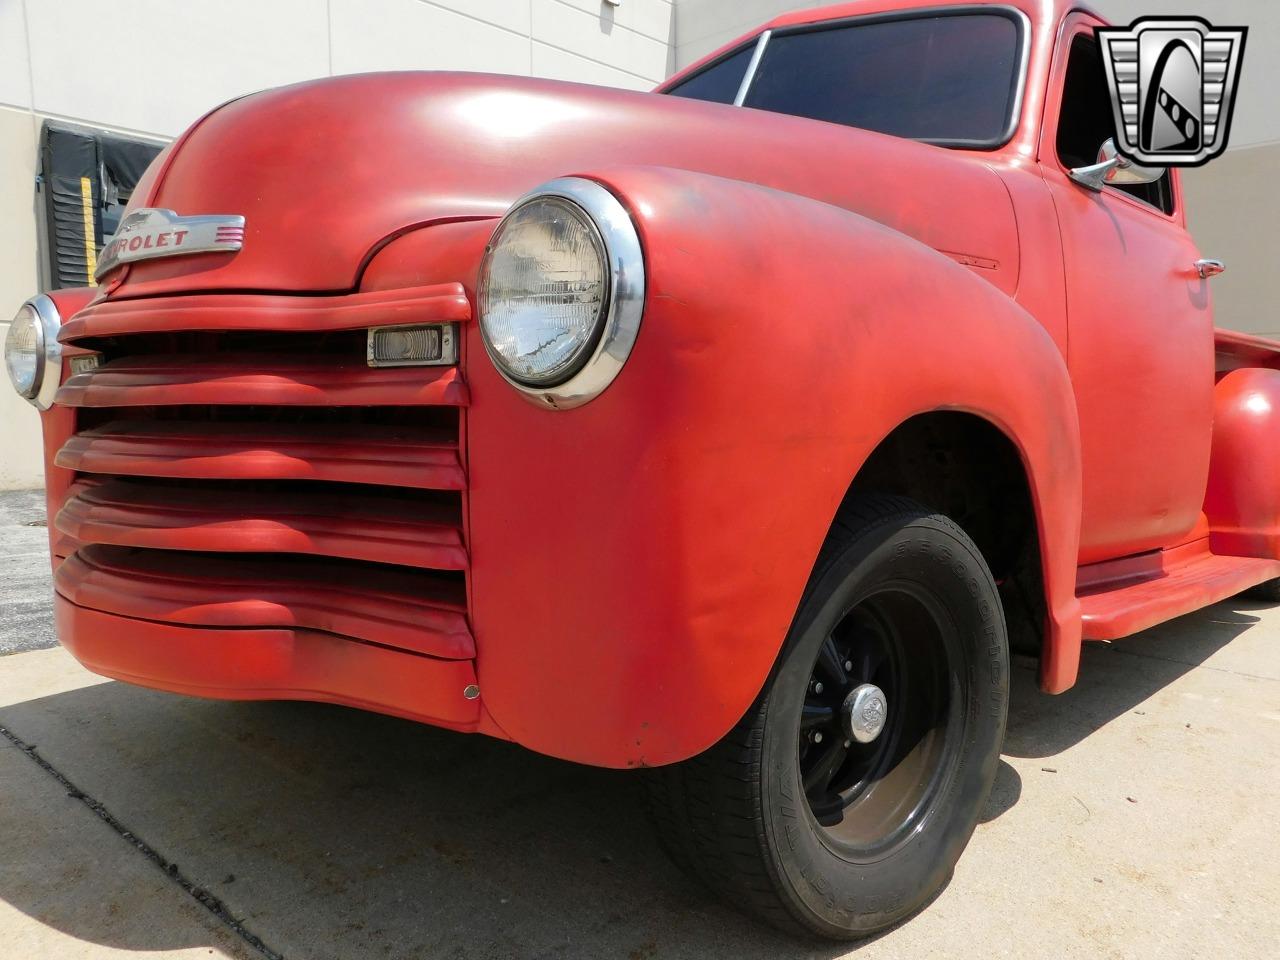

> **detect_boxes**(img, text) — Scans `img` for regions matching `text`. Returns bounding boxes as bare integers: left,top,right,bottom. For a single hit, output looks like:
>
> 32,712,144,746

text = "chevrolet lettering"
94,208,246,281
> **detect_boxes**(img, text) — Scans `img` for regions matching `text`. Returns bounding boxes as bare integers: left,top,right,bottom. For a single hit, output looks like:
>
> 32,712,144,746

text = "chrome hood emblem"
95,208,245,281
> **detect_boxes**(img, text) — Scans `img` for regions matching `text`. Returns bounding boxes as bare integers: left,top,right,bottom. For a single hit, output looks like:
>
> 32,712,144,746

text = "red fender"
463,167,1084,768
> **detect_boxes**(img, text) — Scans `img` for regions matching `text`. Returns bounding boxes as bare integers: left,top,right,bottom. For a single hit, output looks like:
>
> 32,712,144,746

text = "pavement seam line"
0,723,284,960
1100,645,1280,682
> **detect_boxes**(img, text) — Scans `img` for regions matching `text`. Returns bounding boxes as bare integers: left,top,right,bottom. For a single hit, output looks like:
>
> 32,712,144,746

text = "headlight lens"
5,296,63,409
4,303,43,399
478,195,609,387
477,179,645,409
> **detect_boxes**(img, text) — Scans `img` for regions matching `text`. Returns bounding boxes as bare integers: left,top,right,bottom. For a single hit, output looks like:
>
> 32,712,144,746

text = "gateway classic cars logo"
95,208,245,281
1098,17,1248,167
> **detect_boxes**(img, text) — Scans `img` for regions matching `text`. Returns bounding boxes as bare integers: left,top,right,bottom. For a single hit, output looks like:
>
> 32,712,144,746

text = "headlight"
478,178,644,409
4,295,63,409
480,196,607,386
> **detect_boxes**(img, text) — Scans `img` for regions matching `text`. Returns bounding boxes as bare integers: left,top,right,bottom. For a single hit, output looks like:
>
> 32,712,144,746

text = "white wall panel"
25,0,330,137
674,0,777,68
331,0,532,76
0,107,43,490
532,40,652,90
425,0,532,37
533,0,668,83
555,0,674,44
0,0,32,111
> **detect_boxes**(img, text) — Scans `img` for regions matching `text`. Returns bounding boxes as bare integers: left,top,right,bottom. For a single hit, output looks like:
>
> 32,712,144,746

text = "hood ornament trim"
95,208,245,281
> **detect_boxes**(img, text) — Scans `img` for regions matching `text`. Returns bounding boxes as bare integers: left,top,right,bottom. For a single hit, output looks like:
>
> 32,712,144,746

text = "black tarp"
40,122,165,289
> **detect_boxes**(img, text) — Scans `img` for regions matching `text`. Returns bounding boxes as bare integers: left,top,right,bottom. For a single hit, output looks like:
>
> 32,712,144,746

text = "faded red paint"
29,0,1278,768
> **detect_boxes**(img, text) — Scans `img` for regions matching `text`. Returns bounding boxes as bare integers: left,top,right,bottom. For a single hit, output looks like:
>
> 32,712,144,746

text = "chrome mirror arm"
1068,157,1120,192
1069,137,1164,192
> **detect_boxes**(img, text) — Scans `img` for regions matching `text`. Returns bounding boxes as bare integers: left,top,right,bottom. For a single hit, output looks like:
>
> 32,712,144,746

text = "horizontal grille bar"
57,546,472,659
57,419,465,490
58,283,470,344
54,283,476,698
56,355,469,408
58,598,482,728
57,478,467,571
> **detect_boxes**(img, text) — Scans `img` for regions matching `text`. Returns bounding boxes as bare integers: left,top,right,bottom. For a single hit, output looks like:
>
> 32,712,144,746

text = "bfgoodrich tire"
648,495,1008,939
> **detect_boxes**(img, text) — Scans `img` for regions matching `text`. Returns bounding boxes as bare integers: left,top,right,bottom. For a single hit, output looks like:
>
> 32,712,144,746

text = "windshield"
667,11,1025,148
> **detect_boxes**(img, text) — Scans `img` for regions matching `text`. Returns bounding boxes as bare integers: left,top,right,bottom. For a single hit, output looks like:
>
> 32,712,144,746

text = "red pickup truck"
4,0,1269,940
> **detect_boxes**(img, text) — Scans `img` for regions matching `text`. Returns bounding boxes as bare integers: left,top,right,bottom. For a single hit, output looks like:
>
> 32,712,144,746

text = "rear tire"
647,495,1008,939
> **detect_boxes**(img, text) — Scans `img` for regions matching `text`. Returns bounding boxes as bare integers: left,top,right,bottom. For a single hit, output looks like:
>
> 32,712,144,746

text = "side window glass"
666,45,754,105
1056,35,1174,214
744,13,1022,146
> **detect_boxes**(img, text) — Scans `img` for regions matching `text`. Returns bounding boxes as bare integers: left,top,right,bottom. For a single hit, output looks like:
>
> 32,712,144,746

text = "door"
1041,15,1215,566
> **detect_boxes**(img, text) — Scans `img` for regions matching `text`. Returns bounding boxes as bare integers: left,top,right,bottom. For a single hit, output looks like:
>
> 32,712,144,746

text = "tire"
647,495,1008,939
1245,578,1280,602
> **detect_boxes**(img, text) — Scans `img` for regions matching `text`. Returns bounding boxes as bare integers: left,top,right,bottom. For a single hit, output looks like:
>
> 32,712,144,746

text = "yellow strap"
80,176,98,287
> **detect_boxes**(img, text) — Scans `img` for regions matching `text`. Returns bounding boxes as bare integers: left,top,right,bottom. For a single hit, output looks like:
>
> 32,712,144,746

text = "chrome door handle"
1195,259,1226,279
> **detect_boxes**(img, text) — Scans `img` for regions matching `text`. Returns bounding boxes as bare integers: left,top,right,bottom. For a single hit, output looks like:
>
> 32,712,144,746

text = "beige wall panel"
0,0,33,111
557,0,675,45
531,40,653,90
25,0,329,138
424,0,533,36
331,0,534,75
1181,142,1280,337
532,0,670,83
0,108,44,490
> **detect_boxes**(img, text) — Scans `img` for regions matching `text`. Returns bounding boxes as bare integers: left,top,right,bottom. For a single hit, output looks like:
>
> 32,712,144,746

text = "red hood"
112,72,1018,297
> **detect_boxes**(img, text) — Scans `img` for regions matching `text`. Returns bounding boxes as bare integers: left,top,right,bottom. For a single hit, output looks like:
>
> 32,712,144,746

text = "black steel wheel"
798,585,962,859
647,495,1008,939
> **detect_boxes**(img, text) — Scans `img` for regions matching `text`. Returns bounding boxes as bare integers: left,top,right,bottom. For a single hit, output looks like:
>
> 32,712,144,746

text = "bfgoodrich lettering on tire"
647,495,1009,939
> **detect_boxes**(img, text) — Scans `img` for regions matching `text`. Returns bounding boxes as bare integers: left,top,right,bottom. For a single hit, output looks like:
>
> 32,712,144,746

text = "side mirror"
1068,138,1164,192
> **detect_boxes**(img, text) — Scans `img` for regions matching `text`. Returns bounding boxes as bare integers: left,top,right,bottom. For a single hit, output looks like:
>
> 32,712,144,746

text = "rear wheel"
648,496,1008,939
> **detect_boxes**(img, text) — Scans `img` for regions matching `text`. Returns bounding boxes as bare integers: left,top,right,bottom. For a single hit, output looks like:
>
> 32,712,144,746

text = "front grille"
52,285,473,662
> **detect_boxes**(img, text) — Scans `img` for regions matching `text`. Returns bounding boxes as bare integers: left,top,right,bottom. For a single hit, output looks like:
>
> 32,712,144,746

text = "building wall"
0,108,43,490
0,0,674,489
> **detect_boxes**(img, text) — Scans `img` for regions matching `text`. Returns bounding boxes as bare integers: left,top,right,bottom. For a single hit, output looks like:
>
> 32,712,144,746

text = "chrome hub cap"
844,683,888,744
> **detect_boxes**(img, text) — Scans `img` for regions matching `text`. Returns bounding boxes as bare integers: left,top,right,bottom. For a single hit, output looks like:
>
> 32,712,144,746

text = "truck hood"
115,72,1019,296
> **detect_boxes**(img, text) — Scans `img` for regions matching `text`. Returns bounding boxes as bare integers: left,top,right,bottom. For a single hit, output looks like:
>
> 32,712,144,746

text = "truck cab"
5,0,1270,941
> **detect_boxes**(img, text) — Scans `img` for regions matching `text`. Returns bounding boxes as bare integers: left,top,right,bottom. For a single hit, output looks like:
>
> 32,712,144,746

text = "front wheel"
648,495,1008,939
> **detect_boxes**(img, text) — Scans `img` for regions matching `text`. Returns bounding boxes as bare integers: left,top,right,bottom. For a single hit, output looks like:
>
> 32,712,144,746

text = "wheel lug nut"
844,660,853,672
813,681,824,695
811,731,823,744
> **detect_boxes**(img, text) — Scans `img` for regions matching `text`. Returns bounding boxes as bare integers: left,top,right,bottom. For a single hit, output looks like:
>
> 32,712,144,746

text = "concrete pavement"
1,487,57,655
1,491,1278,958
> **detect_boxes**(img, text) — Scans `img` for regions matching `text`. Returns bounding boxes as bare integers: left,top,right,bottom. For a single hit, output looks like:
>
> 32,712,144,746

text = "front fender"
467,167,1083,768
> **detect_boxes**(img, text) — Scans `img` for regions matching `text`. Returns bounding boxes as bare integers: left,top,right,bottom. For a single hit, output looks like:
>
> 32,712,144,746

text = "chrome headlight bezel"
478,177,645,410
4,294,63,410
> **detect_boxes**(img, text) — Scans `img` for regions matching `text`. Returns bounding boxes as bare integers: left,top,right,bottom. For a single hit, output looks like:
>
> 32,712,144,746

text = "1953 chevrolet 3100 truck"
4,0,1270,940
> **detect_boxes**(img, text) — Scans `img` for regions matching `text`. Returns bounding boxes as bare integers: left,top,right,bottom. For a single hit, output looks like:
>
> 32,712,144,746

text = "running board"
1078,548,1280,641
